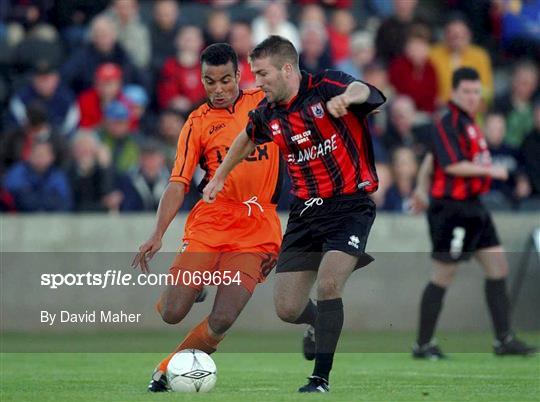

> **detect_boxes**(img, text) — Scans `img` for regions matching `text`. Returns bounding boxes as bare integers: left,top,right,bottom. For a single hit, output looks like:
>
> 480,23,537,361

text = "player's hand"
202,175,225,203
490,166,509,181
409,188,429,214
131,235,162,274
326,94,350,118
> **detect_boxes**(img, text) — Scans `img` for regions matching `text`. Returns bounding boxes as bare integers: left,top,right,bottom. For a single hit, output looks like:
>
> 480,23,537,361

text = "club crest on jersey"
467,125,477,139
310,102,325,119
270,119,282,136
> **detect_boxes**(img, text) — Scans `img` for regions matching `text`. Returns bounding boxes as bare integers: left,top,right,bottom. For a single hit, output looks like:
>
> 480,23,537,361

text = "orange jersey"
170,89,283,204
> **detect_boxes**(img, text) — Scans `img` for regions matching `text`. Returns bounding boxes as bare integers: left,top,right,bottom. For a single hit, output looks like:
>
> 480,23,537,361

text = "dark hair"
452,67,480,89
406,24,431,43
26,102,49,127
200,43,238,72
444,11,470,28
249,35,299,69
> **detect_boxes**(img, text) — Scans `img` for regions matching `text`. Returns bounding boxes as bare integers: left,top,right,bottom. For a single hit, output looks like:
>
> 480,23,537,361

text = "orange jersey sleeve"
171,89,284,204
170,114,201,191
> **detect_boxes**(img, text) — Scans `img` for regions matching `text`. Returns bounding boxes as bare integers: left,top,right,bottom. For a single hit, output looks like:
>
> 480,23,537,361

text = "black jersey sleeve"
317,70,386,117
432,115,466,167
246,108,272,145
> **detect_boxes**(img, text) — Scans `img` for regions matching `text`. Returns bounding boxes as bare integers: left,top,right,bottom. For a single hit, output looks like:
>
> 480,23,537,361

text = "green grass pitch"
1,331,538,402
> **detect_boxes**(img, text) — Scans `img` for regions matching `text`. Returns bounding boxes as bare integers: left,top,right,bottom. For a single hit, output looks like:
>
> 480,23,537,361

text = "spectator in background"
7,59,79,137
252,1,301,51
336,31,375,80
298,3,327,27
150,0,181,76
521,102,540,196
5,1,64,70
123,84,151,134
99,101,139,174
375,0,422,64
430,14,494,103
299,23,333,75
3,140,72,212
157,25,206,112
363,61,393,136
61,15,142,94
0,103,67,175
156,108,185,169
502,0,540,63
204,9,231,45
67,130,122,212
389,25,438,114
51,0,110,53
483,112,530,207
371,161,393,208
328,8,356,65
104,0,150,69
0,187,16,212
78,63,130,130
382,147,418,212
118,140,169,211
493,60,538,148
230,21,256,89
383,95,432,161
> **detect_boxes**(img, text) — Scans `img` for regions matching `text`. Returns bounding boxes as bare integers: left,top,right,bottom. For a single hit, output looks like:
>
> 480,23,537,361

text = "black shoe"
494,334,537,356
148,370,168,392
298,376,329,393
195,287,207,303
303,325,315,361
412,341,446,360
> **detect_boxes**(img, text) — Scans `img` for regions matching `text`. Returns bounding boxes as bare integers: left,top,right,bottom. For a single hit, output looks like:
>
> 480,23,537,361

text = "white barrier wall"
1,213,539,331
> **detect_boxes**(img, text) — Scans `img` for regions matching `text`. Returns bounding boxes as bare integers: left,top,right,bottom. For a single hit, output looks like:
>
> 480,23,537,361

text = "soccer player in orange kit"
131,43,283,392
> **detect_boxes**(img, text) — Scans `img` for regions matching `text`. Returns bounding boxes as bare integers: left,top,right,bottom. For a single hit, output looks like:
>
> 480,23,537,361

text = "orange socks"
157,317,223,373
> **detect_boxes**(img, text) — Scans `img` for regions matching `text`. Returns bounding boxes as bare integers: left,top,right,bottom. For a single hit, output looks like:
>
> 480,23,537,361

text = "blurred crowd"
0,0,539,213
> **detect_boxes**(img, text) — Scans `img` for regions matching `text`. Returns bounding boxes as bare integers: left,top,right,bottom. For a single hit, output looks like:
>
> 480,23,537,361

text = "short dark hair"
200,43,238,72
249,35,299,69
452,67,480,89
26,102,49,127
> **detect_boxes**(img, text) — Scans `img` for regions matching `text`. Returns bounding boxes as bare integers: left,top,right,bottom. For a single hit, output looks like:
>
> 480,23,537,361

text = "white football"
166,349,217,393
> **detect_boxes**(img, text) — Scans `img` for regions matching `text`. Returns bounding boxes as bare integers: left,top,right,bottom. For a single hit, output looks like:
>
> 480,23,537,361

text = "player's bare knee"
208,311,236,334
275,303,302,323
160,302,188,324
317,278,341,300
161,308,183,324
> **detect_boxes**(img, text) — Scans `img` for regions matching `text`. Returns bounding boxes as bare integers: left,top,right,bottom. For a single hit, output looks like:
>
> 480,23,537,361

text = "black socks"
417,282,446,345
293,299,317,326
485,278,511,341
312,298,344,381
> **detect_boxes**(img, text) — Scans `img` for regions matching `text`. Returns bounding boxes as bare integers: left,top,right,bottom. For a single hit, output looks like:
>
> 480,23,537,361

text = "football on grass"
166,349,217,392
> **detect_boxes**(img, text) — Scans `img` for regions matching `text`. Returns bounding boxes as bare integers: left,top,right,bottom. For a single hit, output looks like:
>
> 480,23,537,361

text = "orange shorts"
169,199,282,294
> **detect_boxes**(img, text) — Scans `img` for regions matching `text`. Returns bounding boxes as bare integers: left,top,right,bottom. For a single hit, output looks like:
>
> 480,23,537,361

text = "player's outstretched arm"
131,182,186,273
203,130,256,203
326,81,370,118
410,153,434,214
445,161,508,181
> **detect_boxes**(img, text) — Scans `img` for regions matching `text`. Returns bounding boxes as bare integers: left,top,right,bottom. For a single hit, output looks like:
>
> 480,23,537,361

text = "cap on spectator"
104,101,129,121
95,63,123,83
140,139,165,155
32,59,58,75
123,84,149,107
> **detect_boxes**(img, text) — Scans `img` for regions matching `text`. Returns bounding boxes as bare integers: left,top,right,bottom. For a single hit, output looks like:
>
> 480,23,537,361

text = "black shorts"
428,198,500,263
276,193,376,273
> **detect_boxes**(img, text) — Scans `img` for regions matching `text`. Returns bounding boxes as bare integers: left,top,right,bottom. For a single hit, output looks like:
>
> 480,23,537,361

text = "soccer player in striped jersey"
410,67,537,359
204,36,386,393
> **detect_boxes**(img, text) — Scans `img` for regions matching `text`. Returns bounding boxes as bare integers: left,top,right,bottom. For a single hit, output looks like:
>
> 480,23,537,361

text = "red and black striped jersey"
431,101,492,200
246,70,386,200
